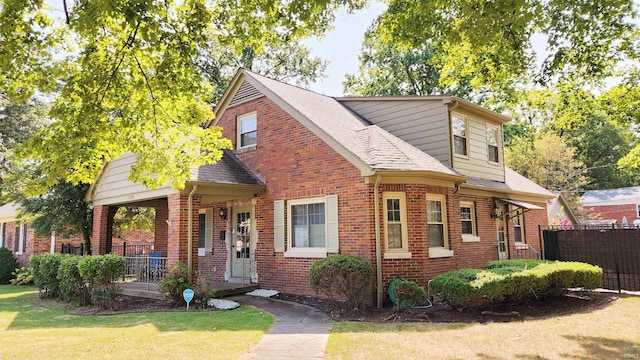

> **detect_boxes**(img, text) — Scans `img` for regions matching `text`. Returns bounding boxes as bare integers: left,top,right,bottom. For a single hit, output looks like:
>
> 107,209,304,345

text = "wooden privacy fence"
542,225,640,291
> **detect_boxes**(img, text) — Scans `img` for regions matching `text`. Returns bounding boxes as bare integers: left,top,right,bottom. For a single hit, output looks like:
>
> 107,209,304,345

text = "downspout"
187,184,198,278
374,174,383,308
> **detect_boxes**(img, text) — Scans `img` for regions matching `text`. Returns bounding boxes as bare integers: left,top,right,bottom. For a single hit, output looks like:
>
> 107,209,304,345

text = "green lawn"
0,285,273,360
327,295,640,360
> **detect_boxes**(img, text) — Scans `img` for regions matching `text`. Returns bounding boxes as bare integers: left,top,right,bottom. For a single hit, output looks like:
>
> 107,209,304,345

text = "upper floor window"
238,112,257,148
452,114,468,157
486,126,499,163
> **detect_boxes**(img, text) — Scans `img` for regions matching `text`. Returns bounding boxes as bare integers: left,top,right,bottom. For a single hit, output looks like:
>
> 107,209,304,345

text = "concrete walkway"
229,295,332,360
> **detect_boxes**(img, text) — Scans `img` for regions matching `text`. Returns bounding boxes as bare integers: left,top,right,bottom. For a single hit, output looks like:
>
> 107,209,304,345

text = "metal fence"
111,242,154,257
542,225,640,291
61,243,84,255
122,253,168,285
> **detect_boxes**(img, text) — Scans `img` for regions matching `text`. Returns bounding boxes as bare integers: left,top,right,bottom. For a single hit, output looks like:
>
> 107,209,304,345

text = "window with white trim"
513,208,524,244
636,204,640,218
19,223,26,253
452,114,468,157
460,201,479,242
383,192,410,258
0,223,4,248
427,194,454,257
198,209,213,256
291,202,326,248
486,125,499,163
238,112,257,148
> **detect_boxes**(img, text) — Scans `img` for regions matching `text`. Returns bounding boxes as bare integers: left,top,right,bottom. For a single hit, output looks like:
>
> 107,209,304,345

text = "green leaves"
1,0,360,193
376,0,638,93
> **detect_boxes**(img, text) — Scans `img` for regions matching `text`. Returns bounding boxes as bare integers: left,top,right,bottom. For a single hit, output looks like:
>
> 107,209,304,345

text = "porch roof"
190,150,263,186
462,168,554,201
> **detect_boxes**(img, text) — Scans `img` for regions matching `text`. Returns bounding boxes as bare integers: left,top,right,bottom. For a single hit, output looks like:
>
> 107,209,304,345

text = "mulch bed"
66,290,622,323
274,290,622,323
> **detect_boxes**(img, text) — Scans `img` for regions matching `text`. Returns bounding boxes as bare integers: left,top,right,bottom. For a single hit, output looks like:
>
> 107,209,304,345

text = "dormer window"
486,125,499,163
452,114,468,157
238,112,257,148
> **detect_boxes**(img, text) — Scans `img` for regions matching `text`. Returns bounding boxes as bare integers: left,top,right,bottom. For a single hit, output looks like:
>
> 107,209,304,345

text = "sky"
302,1,387,96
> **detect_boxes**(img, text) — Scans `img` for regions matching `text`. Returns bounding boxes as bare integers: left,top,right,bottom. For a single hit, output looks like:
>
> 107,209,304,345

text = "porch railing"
512,243,541,259
112,242,154,257
122,254,168,285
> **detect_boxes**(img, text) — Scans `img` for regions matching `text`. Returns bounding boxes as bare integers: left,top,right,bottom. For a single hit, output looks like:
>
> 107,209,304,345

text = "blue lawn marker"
183,289,194,311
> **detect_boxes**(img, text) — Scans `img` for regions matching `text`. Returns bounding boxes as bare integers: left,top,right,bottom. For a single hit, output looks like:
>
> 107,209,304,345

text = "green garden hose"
388,277,433,309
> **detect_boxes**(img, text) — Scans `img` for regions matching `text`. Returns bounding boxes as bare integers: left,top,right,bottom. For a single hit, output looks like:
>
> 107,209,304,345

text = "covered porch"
86,150,265,297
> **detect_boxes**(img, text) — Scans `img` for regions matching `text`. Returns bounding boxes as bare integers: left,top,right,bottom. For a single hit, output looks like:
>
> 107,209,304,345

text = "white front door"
231,207,252,280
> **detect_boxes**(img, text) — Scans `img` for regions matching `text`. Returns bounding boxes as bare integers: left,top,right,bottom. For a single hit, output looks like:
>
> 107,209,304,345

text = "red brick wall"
586,204,638,225
208,95,550,302
216,96,374,296
197,202,228,282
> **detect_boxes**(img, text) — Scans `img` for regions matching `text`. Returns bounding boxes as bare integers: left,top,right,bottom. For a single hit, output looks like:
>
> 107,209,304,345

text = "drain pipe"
187,184,198,278
374,174,383,308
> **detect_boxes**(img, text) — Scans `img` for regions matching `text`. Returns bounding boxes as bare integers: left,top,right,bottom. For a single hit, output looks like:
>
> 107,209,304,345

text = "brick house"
581,186,640,227
86,69,553,306
0,201,152,267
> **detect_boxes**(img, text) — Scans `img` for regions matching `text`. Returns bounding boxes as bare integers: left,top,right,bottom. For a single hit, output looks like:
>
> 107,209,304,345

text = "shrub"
158,262,192,304
0,247,18,284
10,267,34,285
430,260,602,310
58,255,89,305
31,253,64,298
192,275,217,308
389,278,428,311
78,254,124,309
308,254,374,310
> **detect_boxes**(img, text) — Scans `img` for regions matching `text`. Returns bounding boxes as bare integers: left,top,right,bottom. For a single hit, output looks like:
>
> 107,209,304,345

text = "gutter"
187,184,198,278
374,174,383,308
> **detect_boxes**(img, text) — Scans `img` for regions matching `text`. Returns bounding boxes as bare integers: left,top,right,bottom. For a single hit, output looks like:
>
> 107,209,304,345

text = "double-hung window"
513,208,524,246
427,194,454,258
0,223,4,248
636,204,640,218
291,202,326,248
486,125,499,163
452,114,468,157
460,201,479,242
238,112,257,148
383,192,410,258
280,195,338,258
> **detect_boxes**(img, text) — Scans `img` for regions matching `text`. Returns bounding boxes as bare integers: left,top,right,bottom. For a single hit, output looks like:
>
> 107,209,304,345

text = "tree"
1,0,365,195
375,0,638,95
0,99,48,202
19,181,93,254
112,207,155,239
505,133,586,194
196,41,327,103
343,27,476,99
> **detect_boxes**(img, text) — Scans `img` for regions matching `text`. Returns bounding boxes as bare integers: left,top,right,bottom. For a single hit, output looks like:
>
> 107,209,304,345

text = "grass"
326,295,640,360
0,285,273,360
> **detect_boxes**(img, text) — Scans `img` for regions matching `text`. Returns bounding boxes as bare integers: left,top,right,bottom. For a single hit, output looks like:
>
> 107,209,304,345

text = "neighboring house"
547,191,579,227
86,69,554,306
581,186,640,227
0,202,84,267
0,202,152,267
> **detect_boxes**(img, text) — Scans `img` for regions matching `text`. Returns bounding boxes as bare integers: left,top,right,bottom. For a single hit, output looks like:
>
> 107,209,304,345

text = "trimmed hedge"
31,253,64,298
430,260,602,310
58,255,89,305
308,254,374,310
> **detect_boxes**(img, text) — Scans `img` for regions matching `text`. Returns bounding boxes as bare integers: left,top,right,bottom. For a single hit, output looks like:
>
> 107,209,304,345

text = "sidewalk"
229,295,332,360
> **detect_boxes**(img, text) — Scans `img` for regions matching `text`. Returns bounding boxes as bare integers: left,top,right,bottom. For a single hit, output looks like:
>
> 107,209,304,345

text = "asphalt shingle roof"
191,150,263,186
465,168,554,197
242,70,462,176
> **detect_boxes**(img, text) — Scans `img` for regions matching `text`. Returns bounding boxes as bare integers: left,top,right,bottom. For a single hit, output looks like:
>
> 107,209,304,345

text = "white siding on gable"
452,115,505,182
228,80,263,107
340,100,452,166
91,153,175,206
